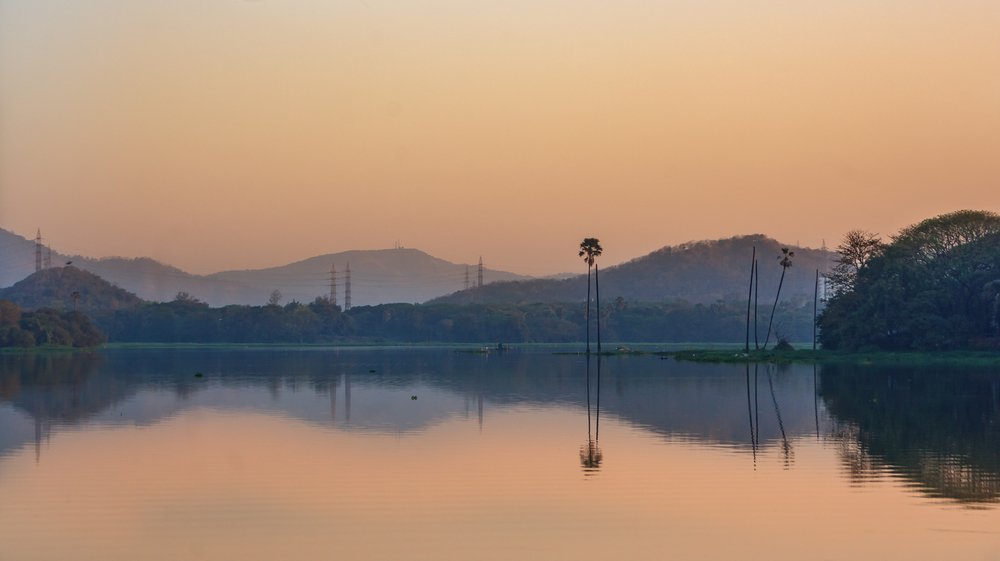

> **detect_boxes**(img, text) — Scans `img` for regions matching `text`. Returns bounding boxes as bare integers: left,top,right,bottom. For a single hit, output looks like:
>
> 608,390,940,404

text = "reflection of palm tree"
767,366,793,466
580,355,604,474
754,363,759,447
813,363,820,439
579,238,603,354
745,362,757,468
595,356,602,441
586,356,592,437
580,439,603,472
763,248,794,349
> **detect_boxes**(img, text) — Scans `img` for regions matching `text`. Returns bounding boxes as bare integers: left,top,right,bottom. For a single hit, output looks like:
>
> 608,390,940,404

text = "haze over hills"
0,229,528,306
433,235,836,305
3,229,835,308
206,248,531,306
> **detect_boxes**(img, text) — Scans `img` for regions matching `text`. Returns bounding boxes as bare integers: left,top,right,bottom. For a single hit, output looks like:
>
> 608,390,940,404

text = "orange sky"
1,0,997,275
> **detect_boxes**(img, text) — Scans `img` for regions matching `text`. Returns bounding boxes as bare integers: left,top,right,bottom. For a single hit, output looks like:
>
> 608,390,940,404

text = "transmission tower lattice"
35,229,42,272
330,264,338,307
345,263,352,310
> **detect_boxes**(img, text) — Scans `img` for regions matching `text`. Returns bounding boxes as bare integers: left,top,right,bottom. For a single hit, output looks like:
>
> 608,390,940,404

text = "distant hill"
207,248,531,306
70,257,253,305
0,266,143,312
431,235,836,305
1,229,529,306
0,229,251,304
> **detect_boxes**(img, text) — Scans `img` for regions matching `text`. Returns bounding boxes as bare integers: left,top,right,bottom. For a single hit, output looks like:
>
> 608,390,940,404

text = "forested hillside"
0,266,143,312
433,235,834,305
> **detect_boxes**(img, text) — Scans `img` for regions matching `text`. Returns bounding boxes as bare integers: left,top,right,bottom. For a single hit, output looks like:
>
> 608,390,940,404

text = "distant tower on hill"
345,263,352,310
477,256,484,288
35,229,42,272
464,266,470,291
330,263,338,307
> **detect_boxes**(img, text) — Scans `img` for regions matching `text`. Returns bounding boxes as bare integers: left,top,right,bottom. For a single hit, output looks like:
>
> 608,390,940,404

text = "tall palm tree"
579,238,603,354
762,247,794,349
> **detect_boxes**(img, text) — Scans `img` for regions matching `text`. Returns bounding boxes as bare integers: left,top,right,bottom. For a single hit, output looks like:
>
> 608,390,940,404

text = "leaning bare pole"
754,258,760,349
745,246,756,353
762,248,794,350
586,264,592,353
813,268,819,351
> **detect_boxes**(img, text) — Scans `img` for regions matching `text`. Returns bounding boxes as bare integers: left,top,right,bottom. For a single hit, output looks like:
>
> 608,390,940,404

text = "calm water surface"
1,349,999,560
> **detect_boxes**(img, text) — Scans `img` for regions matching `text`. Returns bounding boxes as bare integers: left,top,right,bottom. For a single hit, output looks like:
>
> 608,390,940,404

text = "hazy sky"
1,0,997,275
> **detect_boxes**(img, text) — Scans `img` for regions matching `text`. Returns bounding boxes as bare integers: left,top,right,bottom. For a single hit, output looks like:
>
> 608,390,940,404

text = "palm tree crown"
778,248,795,269
579,238,603,266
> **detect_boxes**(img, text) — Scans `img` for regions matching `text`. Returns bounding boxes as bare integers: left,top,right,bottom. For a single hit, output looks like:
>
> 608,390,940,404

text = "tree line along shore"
2,210,998,355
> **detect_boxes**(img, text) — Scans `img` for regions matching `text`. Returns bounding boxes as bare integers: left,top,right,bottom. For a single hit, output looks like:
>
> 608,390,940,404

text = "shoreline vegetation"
663,348,1000,366
3,211,998,357
5,341,1000,366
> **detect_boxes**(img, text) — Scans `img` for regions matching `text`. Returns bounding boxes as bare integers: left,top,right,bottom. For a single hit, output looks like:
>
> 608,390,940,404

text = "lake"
1,348,999,560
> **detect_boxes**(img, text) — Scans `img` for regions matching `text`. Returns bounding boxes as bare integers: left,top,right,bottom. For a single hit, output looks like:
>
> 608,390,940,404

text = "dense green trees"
819,211,1000,350
827,230,884,296
0,300,106,348
91,298,814,344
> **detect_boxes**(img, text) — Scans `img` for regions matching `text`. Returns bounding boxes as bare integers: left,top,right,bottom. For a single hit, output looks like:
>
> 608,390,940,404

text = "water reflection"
820,363,1000,503
745,362,756,467
2,349,1000,504
580,356,603,475
766,365,794,467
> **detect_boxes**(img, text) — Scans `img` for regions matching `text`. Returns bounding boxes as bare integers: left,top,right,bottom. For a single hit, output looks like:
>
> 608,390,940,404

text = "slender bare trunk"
586,265,592,354
813,269,819,351
762,266,787,349
595,264,601,353
754,259,760,350
746,246,756,353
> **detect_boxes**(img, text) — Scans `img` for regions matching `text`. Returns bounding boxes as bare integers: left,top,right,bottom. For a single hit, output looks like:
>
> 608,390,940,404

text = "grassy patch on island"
664,348,1000,366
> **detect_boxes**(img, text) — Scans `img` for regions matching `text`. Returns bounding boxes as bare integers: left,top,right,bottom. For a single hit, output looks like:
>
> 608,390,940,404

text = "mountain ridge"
0,229,530,306
432,234,835,305
3,228,836,307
